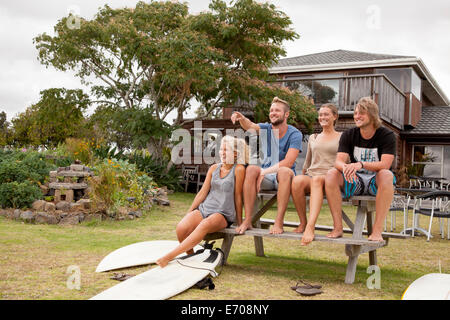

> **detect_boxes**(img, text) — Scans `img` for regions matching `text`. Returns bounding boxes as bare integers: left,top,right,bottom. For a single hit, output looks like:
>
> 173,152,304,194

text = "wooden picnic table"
205,191,408,284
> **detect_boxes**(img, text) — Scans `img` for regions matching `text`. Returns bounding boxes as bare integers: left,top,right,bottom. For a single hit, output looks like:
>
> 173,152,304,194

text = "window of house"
285,79,339,105
411,69,422,99
411,145,444,178
443,146,450,180
284,73,342,106
376,67,421,99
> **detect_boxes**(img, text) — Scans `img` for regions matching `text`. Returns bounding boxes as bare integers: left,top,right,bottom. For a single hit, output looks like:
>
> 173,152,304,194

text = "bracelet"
359,161,364,169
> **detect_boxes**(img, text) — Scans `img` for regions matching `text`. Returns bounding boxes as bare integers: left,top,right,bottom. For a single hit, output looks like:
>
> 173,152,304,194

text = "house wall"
181,64,443,174
180,115,406,178
404,92,422,127
223,107,233,119
180,119,242,173
421,93,434,106
382,120,402,171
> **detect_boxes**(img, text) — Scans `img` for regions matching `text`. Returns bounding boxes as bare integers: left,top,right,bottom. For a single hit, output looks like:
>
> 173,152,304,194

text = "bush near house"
0,181,42,209
0,149,71,209
90,145,183,192
88,158,158,219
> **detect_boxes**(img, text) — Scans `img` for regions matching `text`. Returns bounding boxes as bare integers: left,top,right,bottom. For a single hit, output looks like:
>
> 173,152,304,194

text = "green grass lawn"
0,192,448,300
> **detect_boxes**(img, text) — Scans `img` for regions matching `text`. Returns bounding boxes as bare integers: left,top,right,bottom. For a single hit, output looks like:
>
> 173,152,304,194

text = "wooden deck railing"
280,74,406,129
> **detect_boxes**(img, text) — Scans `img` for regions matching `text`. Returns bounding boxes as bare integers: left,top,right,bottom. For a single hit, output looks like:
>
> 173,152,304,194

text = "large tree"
11,88,89,148
34,0,316,157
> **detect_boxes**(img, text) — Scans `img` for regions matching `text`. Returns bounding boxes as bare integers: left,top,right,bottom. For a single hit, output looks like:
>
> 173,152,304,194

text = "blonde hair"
320,103,339,126
356,97,382,129
221,135,249,165
272,97,290,112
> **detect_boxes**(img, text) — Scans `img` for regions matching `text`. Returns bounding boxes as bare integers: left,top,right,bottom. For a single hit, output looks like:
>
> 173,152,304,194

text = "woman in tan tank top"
291,104,342,245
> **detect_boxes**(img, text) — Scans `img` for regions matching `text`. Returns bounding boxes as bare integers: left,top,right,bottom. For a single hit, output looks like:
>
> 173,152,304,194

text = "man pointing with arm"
231,97,303,234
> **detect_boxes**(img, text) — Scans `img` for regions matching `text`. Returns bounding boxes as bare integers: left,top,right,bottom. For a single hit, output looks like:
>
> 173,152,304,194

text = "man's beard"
271,117,285,126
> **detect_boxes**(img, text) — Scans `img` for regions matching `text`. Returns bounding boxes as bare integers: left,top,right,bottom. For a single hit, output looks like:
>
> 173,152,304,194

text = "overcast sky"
1,0,450,122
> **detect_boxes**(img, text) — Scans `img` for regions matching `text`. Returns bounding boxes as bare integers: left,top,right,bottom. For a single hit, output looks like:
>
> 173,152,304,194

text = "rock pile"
0,198,99,225
47,163,93,202
0,163,172,226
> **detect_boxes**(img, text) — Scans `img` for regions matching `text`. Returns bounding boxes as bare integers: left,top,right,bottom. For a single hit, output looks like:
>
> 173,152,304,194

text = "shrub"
41,144,74,167
0,161,39,184
20,152,57,183
64,138,94,165
0,149,70,208
88,158,157,218
0,150,59,184
0,181,42,209
93,144,126,162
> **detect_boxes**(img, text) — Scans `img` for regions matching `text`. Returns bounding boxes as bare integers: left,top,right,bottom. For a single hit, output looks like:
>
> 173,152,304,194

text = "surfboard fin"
194,277,215,290
202,241,216,250
203,250,219,263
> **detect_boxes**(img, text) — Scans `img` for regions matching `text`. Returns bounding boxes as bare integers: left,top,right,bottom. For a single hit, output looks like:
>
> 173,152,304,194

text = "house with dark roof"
181,49,450,182
267,49,450,179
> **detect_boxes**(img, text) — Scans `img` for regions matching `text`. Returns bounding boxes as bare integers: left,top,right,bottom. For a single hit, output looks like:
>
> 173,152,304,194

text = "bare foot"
293,225,306,233
270,223,284,235
326,229,343,238
301,226,315,246
235,221,252,234
368,233,384,242
156,256,170,268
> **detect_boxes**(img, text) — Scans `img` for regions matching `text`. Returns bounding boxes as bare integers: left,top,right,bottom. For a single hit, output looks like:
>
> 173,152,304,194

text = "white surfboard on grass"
402,273,450,300
91,249,223,300
95,240,203,273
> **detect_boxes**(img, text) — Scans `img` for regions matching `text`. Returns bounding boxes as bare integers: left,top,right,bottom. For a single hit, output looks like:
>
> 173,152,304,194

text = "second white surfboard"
96,240,203,273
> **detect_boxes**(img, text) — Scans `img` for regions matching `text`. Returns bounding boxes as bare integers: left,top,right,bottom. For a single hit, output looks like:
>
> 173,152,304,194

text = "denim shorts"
259,173,278,191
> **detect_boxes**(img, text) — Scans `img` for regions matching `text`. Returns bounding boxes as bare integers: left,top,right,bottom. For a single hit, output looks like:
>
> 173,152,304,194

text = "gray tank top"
198,164,236,223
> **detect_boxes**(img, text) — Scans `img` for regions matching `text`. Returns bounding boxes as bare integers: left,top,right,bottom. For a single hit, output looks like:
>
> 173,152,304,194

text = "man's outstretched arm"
231,112,260,133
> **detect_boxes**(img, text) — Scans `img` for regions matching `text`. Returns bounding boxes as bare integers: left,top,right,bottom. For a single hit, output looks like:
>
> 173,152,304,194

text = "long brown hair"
356,97,382,129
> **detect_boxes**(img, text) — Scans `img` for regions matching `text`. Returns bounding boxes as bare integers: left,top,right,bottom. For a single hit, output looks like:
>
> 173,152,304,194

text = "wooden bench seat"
204,192,408,284
208,227,386,246
258,218,409,240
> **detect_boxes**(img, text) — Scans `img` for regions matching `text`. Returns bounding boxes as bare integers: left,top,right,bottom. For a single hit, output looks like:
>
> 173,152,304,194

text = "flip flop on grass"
110,272,135,281
290,280,322,291
295,286,323,296
291,280,323,296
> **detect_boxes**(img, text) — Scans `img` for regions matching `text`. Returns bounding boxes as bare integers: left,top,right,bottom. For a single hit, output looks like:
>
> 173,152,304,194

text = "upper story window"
375,68,422,99
411,70,421,100
284,73,342,106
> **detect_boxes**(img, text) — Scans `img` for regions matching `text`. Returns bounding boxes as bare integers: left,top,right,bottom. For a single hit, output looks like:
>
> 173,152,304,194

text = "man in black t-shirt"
325,97,396,242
